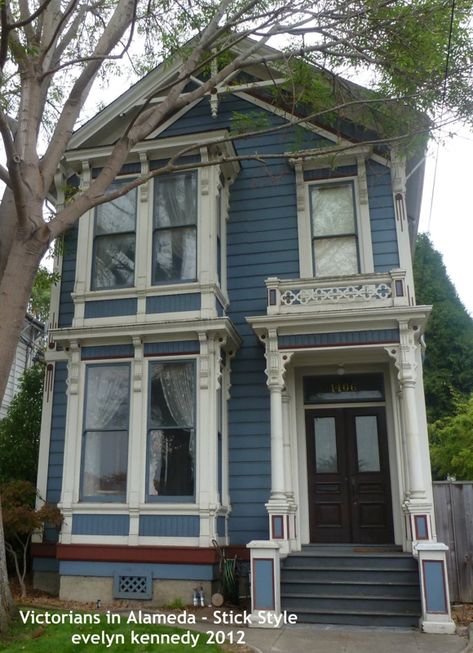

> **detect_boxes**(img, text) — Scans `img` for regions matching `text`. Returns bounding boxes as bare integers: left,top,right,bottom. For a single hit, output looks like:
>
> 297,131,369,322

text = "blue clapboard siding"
71,514,130,536
278,329,400,349
144,341,200,356
139,515,200,537
58,226,78,327
60,560,215,580
146,293,201,314
84,298,137,318
367,160,400,271
32,558,60,572
46,362,67,505
81,344,134,360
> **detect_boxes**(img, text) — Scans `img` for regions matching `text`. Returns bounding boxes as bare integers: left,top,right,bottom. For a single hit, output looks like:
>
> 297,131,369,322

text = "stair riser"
281,582,420,598
282,596,421,612
289,612,420,628
281,569,419,583
284,556,417,570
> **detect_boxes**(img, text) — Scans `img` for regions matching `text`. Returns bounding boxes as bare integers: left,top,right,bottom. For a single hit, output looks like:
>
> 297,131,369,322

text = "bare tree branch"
7,0,54,30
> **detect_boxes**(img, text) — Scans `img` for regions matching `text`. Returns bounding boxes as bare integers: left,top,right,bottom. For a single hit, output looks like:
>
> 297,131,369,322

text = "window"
309,182,359,277
80,364,130,501
147,361,195,500
152,171,197,283
92,183,137,290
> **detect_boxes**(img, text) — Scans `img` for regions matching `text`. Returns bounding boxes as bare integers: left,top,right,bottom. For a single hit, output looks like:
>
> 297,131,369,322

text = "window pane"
314,417,337,473
94,234,135,289
149,361,195,428
154,172,197,228
153,226,196,282
96,186,136,234
82,430,128,497
314,236,358,276
311,184,355,236
355,416,381,472
148,428,195,496
85,365,130,430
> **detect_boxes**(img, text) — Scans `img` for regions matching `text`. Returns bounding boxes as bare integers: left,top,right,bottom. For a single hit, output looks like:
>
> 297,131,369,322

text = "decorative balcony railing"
266,270,409,315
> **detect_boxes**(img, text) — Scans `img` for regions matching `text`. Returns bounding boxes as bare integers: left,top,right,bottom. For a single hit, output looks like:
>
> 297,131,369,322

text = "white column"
269,384,285,498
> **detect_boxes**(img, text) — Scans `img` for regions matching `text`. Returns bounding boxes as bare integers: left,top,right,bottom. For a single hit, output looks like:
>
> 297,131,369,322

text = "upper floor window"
92,183,137,290
147,360,195,500
153,171,197,284
80,363,130,501
309,181,359,277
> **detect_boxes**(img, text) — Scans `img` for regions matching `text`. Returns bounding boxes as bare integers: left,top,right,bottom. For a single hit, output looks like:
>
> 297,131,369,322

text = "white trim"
35,363,56,524
68,535,201,547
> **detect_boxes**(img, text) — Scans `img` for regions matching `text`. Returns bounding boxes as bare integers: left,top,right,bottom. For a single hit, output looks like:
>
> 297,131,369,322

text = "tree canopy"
429,393,473,480
413,233,473,422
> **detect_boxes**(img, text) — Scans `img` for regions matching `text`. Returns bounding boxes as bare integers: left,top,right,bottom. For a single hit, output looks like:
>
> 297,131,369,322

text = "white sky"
418,128,473,316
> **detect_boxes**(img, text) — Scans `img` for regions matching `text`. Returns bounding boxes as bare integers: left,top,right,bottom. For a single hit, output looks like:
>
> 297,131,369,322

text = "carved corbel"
80,161,90,190
139,153,149,202
385,321,420,388
294,163,305,213
67,342,80,395
356,156,369,205
261,329,293,389
132,336,143,393
199,332,210,389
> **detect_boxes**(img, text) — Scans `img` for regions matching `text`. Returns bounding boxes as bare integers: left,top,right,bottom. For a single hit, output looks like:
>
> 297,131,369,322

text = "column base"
420,620,457,635
266,496,297,555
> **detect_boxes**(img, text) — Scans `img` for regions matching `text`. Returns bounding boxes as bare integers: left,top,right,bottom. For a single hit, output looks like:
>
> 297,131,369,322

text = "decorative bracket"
260,328,293,389
385,321,420,387
67,341,80,395
132,336,143,393
139,153,149,202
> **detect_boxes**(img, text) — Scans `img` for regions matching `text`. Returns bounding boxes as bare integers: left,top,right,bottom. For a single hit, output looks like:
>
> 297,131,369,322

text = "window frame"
90,180,138,291
79,362,131,503
151,170,199,286
145,358,197,503
308,179,360,278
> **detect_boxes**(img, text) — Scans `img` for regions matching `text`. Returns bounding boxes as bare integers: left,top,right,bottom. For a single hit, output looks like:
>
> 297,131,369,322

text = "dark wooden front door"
306,407,394,544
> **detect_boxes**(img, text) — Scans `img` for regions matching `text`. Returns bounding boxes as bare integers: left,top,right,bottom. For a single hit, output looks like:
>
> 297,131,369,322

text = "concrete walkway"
241,625,468,653
197,622,469,653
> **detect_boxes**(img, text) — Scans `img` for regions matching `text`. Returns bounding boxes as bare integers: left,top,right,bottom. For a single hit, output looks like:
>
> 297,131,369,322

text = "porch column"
262,329,294,553
386,320,434,548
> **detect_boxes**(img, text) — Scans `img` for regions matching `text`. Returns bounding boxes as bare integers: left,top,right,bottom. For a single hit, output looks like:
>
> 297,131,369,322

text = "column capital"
260,328,293,389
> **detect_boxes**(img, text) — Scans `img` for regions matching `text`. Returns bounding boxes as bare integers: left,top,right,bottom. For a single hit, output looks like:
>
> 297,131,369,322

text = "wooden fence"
433,481,473,603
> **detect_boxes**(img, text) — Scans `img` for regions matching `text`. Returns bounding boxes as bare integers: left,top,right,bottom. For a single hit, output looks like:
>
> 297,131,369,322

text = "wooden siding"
81,344,134,359
46,363,67,517
59,560,215,580
84,298,137,318
145,293,200,314
144,341,200,356
278,329,400,349
72,514,130,536
433,481,473,602
366,161,400,271
139,515,200,537
58,226,78,327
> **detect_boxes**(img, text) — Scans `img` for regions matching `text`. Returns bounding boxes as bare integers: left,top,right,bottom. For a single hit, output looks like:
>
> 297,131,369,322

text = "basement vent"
113,568,152,600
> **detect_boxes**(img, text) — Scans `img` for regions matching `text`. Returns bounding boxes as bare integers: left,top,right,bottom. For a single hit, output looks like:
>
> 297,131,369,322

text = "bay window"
147,360,195,500
310,181,359,277
92,183,137,290
80,364,130,501
152,171,197,283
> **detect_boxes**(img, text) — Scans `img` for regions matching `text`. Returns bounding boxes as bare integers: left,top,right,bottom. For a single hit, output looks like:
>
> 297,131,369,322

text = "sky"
418,128,473,316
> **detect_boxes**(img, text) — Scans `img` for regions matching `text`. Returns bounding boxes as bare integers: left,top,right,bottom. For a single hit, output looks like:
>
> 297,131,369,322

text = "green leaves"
429,394,473,480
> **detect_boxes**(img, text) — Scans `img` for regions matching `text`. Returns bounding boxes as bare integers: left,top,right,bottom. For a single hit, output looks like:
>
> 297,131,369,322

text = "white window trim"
295,160,374,278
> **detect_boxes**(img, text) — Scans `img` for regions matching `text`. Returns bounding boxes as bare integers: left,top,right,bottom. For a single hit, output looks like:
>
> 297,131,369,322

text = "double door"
306,407,394,544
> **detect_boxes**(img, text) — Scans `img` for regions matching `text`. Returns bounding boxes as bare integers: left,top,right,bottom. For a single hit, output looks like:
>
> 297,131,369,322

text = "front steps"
281,545,422,627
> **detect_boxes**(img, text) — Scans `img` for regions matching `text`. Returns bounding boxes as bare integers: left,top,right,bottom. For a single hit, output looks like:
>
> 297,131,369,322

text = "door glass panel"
314,417,337,473
355,415,380,472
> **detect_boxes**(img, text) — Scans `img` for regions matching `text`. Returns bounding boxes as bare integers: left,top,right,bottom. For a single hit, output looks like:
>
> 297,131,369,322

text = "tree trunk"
0,234,46,404
0,496,15,632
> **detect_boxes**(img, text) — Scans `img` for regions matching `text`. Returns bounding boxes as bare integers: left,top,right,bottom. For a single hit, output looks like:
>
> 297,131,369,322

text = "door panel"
306,407,394,544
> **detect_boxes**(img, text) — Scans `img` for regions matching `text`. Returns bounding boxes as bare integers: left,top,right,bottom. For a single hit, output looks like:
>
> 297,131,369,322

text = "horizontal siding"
139,515,200,537
278,329,400,349
367,160,399,271
58,226,77,328
84,298,137,318
81,344,134,359
144,341,200,356
46,362,67,505
71,514,130,535
146,293,201,314
32,558,60,572
59,560,215,580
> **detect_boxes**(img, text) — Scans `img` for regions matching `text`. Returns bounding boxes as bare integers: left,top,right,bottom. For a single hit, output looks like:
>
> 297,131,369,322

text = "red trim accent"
32,543,57,558
33,543,250,563
414,515,429,540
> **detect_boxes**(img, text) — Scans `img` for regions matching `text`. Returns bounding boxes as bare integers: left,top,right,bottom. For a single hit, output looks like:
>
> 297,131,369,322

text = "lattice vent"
113,569,152,599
